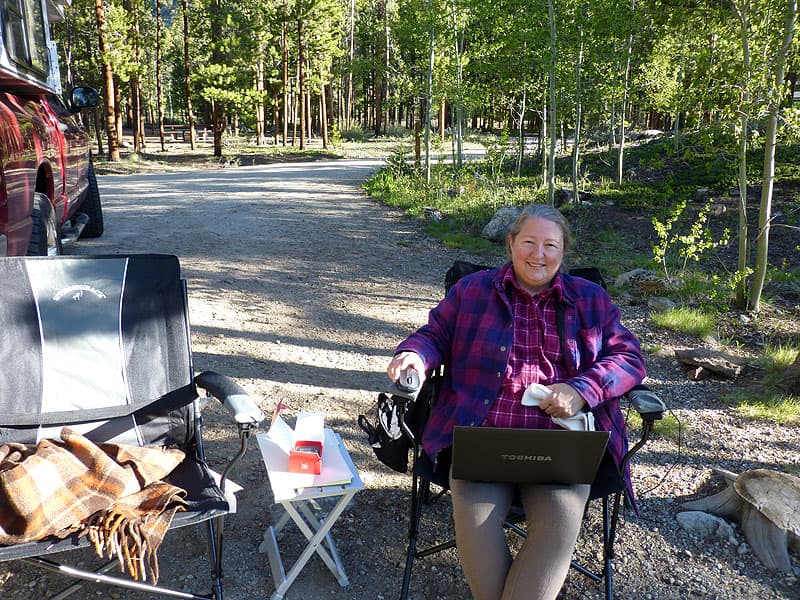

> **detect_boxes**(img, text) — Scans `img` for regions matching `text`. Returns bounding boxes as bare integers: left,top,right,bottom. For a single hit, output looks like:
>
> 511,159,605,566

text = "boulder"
481,205,522,241
676,511,737,544
647,296,676,312
614,269,668,294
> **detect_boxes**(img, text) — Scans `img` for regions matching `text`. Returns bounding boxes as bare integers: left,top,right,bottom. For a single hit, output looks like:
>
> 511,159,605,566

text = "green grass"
727,392,800,425
721,344,800,426
571,226,651,279
649,306,716,339
627,411,683,442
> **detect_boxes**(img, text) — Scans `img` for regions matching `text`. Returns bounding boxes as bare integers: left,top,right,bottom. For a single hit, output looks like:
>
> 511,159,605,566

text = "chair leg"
47,559,119,600
401,471,426,600
206,516,225,600
24,557,214,599
602,492,624,600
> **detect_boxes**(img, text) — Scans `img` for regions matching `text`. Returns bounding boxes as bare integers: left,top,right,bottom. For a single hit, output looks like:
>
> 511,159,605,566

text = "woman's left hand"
539,383,587,418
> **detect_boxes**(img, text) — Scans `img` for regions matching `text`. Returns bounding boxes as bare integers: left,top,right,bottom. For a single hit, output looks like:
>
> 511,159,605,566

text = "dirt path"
1,159,797,600
79,158,473,599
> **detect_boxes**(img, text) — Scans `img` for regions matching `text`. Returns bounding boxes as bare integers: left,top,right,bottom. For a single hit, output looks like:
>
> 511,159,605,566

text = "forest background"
53,0,800,413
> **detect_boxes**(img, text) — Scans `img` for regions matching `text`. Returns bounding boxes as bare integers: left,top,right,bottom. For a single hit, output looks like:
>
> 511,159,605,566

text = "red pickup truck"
0,0,102,257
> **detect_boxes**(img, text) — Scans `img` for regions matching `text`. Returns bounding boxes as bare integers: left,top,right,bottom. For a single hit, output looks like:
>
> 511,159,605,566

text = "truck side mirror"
69,86,99,110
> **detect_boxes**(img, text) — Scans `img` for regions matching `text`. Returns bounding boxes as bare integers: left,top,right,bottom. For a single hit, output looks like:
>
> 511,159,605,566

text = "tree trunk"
320,83,329,149
211,0,224,158
298,20,306,150
131,79,141,153
451,0,463,170
181,0,196,149
541,90,547,187
572,7,583,203
374,0,387,136
93,107,104,156
374,66,383,136
617,2,634,186
281,6,288,146
439,98,446,141
516,88,526,177
255,55,265,146
345,0,355,128
424,0,434,184
156,0,166,152
750,0,797,311
94,0,119,161
546,0,557,205
734,1,751,308
272,84,280,145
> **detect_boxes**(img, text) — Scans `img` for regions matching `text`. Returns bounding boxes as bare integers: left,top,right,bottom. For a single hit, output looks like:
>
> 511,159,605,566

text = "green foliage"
651,198,730,280
671,270,748,313
649,307,716,339
572,227,650,279
385,147,416,177
339,127,368,142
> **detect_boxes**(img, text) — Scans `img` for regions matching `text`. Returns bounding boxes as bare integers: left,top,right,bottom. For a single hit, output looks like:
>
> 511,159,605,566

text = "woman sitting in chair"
386,204,646,600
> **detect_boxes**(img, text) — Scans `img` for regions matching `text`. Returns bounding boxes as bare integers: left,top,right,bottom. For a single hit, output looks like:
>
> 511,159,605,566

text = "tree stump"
682,469,800,572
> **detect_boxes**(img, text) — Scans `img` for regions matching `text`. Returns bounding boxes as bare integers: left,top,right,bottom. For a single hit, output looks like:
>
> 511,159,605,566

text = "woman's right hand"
387,351,426,386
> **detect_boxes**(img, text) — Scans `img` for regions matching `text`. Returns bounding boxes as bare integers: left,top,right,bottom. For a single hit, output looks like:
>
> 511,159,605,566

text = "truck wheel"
79,160,103,238
27,192,63,256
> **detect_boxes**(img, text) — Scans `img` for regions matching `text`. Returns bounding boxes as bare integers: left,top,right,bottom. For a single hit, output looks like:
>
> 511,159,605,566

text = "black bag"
358,379,434,473
358,393,411,472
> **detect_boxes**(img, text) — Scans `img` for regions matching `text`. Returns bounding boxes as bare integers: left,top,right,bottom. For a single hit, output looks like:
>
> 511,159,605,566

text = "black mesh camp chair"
0,254,265,599
380,261,665,600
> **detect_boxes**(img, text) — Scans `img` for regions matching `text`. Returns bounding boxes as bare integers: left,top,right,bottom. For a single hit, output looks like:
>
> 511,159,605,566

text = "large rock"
614,269,669,294
677,511,737,544
482,205,522,241
674,348,747,379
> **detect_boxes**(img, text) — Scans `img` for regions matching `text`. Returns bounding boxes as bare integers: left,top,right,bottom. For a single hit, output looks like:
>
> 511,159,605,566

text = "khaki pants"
449,472,590,600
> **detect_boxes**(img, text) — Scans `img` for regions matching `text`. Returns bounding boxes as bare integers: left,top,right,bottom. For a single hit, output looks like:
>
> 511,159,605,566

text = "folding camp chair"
386,261,666,600
0,254,265,600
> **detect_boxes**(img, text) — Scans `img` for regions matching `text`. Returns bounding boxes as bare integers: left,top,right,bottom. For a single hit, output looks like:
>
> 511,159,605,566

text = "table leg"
268,490,355,599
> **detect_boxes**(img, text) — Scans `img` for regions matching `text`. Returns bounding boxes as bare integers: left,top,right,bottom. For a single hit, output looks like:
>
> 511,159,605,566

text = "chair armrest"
626,385,666,421
195,371,265,425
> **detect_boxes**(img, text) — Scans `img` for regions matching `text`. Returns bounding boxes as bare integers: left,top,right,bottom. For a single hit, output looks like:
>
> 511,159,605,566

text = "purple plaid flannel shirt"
395,261,646,502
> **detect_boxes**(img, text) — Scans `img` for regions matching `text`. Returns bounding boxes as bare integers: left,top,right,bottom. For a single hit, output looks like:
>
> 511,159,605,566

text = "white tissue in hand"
521,383,552,406
520,383,595,431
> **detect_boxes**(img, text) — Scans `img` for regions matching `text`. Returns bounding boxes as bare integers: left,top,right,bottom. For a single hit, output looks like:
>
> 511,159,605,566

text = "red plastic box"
288,440,323,474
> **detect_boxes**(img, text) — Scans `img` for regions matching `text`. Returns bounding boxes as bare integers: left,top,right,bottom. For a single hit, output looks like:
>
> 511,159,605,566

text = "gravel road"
0,158,797,600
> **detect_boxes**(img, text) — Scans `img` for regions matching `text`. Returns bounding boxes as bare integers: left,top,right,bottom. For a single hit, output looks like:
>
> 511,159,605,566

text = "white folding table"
257,429,364,600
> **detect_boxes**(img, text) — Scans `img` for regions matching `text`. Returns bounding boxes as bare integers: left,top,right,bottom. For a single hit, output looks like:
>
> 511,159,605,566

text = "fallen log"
682,468,800,572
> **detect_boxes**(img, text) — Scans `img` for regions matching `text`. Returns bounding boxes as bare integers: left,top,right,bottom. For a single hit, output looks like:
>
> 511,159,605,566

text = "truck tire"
27,192,62,256
79,160,103,238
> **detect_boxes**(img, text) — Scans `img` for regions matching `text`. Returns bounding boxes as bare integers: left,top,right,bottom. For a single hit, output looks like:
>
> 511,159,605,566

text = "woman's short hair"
508,204,572,254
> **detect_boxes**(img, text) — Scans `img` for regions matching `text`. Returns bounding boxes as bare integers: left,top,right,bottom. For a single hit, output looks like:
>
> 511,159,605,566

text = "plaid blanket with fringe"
0,427,186,583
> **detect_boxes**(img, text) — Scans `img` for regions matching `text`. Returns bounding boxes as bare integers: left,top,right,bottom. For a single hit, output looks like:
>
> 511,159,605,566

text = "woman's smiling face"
508,216,564,294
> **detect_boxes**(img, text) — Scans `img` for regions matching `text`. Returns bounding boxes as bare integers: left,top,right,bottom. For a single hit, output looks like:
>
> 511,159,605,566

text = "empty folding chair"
0,254,264,599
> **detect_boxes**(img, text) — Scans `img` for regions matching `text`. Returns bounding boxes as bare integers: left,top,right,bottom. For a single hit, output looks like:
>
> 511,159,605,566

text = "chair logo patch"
53,284,107,302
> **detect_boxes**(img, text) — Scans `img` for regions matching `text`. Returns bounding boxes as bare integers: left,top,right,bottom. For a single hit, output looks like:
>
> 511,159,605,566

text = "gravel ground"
0,154,798,600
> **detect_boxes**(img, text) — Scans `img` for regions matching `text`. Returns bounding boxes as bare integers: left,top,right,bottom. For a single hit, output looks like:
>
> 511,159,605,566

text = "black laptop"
451,426,610,484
